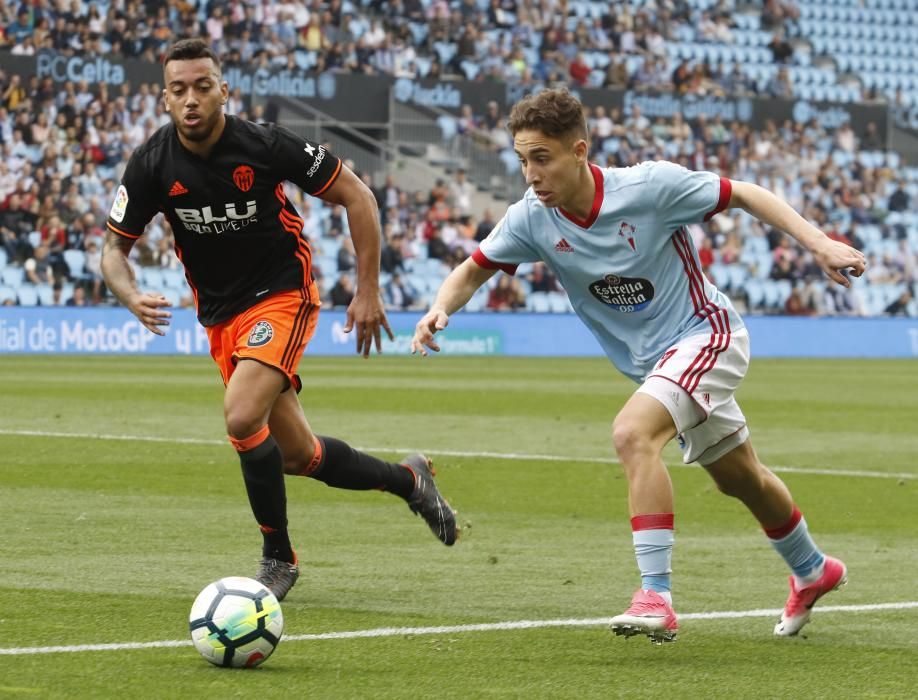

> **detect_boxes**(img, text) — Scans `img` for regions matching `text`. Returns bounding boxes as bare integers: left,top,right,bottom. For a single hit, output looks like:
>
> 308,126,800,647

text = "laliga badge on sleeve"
110,185,129,222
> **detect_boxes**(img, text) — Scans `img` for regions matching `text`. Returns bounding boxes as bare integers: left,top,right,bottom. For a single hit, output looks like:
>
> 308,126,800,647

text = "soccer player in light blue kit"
411,89,867,643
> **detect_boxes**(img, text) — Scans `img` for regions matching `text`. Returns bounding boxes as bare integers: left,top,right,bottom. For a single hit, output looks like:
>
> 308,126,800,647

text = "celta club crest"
618,221,636,252
233,165,255,192
247,320,274,347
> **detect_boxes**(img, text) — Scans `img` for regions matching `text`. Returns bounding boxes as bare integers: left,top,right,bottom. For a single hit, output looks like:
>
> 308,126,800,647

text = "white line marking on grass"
1,601,916,656
1,428,915,481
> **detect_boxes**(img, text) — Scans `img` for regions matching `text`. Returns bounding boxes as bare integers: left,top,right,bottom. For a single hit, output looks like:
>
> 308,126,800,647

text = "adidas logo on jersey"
168,180,189,197
554,238,574,253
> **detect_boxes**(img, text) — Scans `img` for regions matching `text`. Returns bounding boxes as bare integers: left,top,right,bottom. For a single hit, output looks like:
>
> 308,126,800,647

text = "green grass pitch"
0,354,916,699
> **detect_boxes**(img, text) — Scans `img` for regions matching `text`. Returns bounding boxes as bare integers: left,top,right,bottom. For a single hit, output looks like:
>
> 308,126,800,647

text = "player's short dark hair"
507,89,588,145
163,39,221,72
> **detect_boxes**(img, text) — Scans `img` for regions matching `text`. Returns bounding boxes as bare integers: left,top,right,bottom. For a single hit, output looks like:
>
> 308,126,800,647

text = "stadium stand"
0,0,915,317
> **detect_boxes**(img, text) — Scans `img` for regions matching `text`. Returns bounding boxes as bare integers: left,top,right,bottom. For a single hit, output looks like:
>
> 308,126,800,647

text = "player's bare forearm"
101,229,173,334
412,258,496,356
432,257,497,315
319,165,382,291
728,180,866,286
728,181,826,250
101,229,140,307
345,191,383,292
318,165,392,354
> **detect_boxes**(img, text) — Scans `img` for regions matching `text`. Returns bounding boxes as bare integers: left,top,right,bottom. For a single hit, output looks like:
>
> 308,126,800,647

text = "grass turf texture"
0,355,916,699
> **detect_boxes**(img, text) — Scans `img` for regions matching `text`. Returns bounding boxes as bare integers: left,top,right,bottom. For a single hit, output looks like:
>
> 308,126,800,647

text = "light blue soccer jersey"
473,161,745,383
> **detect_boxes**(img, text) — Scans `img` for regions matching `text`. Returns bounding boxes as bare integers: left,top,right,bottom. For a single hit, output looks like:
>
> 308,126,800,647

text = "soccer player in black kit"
102,39,459,601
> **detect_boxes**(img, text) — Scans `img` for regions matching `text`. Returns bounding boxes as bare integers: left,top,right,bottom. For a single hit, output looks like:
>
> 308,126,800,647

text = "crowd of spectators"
0,1,916,317
1,0,897,104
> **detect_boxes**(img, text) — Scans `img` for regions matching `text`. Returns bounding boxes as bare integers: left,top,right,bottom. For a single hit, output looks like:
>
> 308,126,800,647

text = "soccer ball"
189,576,284,668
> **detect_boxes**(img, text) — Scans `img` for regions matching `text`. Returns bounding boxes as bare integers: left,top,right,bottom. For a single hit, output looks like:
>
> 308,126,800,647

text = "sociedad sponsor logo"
306,145,326,178
589,274,655,312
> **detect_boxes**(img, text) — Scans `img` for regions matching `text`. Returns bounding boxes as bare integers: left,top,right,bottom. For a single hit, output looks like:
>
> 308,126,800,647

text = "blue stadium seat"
527,292,550,313
36,283,55,306
161,269,186,289
1,266,24,287
17,284,38,306
63,249,86,278
142,267,163,289
0,284,16,304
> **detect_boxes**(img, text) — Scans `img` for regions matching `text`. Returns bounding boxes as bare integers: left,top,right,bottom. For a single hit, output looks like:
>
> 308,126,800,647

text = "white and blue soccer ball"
189,576,284,668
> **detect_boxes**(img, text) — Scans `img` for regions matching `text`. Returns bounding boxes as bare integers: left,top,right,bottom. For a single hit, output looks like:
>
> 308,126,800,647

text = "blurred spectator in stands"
884,289,913,316
337,236,356,272
888,180,911,212
784,287,813,316
448,168,473,217
528,262,560,293
326,204,346,238
861,122,883,151
834,123,857,153
767,28,794,64
380,227,406,274
456,104,479,136
475,209,496,242
569,52,592,86
720,62,757,96
24,243,55,285
487,275,526,311
666,61,687,96
427,222,450,261
602,58,629,89
765,67,794,99
66,284,88,307
698,236,715,276
328,272,355,308
384,272,418,310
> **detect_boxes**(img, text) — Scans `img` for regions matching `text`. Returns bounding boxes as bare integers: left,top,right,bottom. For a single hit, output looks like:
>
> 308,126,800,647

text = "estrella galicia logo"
247,320,274,347
589,274,655,312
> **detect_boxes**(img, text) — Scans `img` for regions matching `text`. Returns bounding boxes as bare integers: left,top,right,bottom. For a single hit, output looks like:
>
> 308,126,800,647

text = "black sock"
309,435,415,500
237,433,294,563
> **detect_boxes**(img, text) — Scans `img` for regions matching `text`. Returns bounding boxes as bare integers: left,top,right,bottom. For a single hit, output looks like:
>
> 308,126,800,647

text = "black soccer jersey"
106,115,342,326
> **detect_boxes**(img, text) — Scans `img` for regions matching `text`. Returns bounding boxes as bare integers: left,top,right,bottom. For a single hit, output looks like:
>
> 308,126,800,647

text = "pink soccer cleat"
774,556,848,637
610,589,678,645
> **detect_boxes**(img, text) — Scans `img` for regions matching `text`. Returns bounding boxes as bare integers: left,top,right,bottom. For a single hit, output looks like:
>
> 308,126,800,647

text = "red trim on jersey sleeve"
106,222,142,239
311,158,342,197
472,247,518,275
558,163,604,229
703,177,732,221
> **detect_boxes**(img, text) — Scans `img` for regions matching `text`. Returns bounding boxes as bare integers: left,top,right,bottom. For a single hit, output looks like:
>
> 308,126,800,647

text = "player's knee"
611,419,652,463
224,406,265,441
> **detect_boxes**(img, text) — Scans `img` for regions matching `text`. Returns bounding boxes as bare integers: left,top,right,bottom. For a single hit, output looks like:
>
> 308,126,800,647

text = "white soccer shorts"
636,328,751,465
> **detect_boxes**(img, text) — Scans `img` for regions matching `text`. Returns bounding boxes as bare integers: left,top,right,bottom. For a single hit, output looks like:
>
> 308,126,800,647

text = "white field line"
0,428,914,481
1,601,917,656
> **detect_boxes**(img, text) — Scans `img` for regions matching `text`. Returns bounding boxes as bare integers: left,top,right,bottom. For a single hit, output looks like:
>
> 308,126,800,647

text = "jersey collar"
558,163,603,229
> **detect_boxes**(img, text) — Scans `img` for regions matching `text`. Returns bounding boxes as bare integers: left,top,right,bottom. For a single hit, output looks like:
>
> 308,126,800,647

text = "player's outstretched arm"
728,180,867,287
101,229,172,335
412,257,497,356
318,166,393,357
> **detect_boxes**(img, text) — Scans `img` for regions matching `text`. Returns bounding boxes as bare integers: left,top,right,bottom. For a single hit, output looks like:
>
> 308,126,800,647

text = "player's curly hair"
507,89,589,145
163,39,221,72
